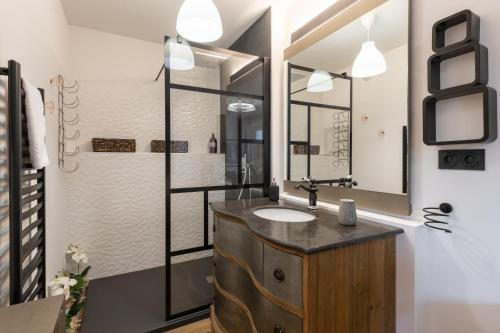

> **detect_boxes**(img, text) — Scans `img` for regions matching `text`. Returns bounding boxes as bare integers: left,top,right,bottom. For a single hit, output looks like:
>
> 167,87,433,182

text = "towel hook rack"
52,74,80,173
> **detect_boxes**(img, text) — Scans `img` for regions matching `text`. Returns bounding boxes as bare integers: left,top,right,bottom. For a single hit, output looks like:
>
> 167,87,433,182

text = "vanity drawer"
215,251,303,333
214,286,254,333
263,244,303,308
215,215,263,282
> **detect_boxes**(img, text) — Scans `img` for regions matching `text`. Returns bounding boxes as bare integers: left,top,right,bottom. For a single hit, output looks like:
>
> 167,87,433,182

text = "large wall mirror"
285,0,410,215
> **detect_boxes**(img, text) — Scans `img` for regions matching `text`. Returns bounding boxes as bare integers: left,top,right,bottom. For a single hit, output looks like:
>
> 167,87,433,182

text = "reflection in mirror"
287,0,408,196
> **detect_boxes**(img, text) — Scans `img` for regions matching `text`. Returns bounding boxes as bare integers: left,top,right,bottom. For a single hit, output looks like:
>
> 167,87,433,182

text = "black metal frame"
1,60,46,305
287,63,353,182
164,38,270,323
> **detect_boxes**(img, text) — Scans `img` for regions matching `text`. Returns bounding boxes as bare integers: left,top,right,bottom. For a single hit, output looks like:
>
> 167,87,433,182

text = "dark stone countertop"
210,198,404,254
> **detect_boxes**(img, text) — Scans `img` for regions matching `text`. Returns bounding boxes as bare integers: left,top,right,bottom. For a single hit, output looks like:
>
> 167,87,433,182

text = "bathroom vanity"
210,198,403,333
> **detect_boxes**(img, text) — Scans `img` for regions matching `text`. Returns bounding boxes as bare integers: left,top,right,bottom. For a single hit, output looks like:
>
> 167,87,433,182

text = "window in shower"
164,39,270,321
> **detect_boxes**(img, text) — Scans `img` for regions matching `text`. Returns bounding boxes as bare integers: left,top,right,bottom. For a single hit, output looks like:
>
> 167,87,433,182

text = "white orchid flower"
49,276,77,300
66,244,89,265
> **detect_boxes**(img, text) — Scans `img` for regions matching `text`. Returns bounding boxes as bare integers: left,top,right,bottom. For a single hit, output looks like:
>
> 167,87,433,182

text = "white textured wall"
67,26,224,278
0,0,70,302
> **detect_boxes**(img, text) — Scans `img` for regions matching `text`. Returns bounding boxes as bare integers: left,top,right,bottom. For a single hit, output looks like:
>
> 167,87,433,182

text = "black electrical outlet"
439,149,485,170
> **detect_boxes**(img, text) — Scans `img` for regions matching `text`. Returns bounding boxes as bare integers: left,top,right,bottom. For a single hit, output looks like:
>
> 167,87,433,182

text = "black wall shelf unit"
424,9,497,146
423,86,497,145
428,41,488,95
0,60,47,305
432,9,480,53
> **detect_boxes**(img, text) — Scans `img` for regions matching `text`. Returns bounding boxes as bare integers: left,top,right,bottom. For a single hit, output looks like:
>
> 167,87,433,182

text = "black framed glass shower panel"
287,63,353,182
164,39,270,321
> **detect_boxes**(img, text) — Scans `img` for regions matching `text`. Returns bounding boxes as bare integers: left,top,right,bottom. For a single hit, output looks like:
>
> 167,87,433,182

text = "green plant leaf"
71,275,85,290
81,266,91,277
66,315,72,330
68,302,85,317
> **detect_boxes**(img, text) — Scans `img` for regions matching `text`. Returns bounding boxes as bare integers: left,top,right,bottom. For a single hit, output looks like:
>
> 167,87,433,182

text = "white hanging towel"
22,79,49,169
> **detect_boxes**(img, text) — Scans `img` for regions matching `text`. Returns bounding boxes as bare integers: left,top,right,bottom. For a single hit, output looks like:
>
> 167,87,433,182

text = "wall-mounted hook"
61,162,79,173
64,146,79,157
63,80,79,94
63,96,79,109
63,113,79,125
65,130,80,141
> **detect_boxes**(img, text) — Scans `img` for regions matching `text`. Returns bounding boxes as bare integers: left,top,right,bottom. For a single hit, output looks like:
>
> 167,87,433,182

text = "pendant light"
176,0,223,43
307,70,333,93
165,36,195,71
352,13,387,78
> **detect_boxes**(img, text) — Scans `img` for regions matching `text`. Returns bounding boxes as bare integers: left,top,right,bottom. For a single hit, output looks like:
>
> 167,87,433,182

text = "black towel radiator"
0,60,47,305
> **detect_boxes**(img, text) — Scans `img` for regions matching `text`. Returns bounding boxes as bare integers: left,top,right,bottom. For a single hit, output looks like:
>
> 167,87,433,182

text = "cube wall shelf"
423,85,497,145
432,9,480,53
428,41,488,95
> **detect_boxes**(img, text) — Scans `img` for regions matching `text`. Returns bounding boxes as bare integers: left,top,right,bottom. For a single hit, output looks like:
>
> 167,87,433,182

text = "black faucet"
295,177,319,210
338,175,358,189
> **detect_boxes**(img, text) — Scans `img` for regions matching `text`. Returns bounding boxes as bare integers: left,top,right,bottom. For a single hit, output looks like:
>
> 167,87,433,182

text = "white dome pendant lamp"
352,13,387,78
165,36,195,71
307,70,333,93
176,0,223,43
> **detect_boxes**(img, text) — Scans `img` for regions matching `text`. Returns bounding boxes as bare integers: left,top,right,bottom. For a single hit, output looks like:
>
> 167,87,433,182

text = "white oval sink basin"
253,208,316,223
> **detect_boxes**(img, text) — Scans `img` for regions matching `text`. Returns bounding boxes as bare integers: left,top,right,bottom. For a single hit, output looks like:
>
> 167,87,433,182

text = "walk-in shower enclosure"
164,37,270,322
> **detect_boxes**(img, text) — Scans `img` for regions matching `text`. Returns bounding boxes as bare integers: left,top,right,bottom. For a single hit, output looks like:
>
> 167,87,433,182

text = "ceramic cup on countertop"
339,199,357,226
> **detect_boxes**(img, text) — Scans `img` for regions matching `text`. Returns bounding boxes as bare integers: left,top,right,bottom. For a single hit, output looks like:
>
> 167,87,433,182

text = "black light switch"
439,149,485,170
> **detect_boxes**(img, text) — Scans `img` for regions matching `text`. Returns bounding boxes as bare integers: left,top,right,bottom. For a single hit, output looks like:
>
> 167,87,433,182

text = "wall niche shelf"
424,9,498,146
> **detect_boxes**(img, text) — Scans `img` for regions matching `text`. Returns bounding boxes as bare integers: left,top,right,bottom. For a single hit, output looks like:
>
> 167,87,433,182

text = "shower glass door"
164,38,270,321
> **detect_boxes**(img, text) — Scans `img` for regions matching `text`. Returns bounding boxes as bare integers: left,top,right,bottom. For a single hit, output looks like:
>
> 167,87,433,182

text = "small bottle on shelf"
209,133,217,154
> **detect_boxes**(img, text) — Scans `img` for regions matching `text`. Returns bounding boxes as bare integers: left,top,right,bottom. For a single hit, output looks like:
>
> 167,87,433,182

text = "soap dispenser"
269,178,279,202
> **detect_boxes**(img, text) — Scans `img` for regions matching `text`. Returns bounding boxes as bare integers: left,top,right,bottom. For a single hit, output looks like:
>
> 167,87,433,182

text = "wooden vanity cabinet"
211,213,396,333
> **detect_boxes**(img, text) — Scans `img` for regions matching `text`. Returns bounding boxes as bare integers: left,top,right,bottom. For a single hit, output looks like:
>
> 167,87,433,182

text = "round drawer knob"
274,325,285,333
273,268,285,282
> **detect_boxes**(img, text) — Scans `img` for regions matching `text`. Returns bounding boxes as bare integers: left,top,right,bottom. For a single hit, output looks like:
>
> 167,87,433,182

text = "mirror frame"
284,0,412,216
